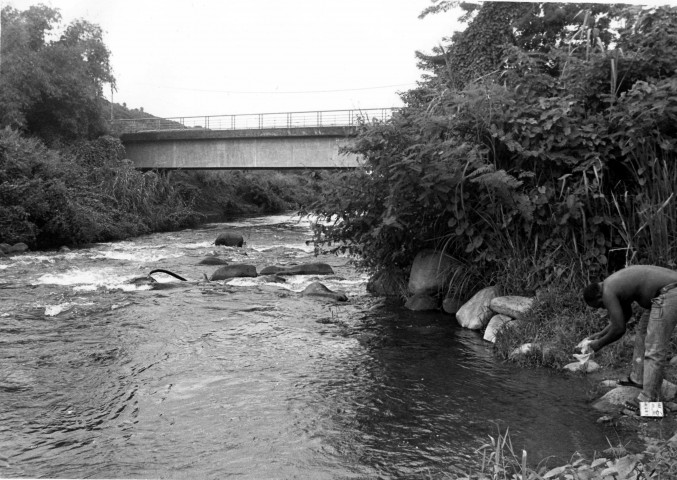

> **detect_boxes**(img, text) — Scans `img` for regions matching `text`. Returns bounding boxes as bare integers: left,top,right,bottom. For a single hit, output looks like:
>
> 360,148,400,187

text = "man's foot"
618,377,643,388
620,398,641,416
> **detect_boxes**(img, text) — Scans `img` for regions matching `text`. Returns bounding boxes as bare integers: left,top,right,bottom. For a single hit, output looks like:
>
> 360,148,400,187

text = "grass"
447,426,677,479
492,280,636,371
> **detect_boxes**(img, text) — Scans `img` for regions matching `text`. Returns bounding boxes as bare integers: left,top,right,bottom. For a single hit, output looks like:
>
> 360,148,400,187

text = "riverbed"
0,213,639,478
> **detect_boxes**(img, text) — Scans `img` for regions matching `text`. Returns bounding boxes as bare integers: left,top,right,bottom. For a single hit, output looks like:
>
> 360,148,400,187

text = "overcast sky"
5,0,466,118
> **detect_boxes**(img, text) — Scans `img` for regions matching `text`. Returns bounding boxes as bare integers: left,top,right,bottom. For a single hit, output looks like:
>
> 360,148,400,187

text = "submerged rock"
259,263,334,276
210,264,257,281
442,297,462,315
301,282,347,301
404,293,438,311
198,256,229,265
260,274,287,284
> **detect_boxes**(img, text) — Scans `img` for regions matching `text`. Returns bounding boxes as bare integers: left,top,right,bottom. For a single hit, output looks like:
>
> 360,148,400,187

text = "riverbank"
483,283,677,479
0,129,330,250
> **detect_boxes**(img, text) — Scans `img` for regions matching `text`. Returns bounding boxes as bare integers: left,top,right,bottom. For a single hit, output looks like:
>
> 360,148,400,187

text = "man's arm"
588,324,610,340
589,296,630,351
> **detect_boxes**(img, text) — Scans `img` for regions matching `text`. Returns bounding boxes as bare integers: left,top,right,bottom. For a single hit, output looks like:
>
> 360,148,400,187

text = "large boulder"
215,231,244,247
8,242,29,254
408,250,455,296
483,314,514,343
301,282,347,301
591,382,677,413
210,264,257,281
456,286,499,330
490,296,534,319
404,293,438,311
259,263,334,276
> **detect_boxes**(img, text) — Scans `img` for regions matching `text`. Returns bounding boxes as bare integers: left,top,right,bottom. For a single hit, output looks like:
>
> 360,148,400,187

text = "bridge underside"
121,127,361,170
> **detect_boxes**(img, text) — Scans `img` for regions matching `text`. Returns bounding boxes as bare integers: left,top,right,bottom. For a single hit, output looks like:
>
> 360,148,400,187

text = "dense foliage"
0,6,319,249
307,3,677,297
0,5,114,144
0,129,202,247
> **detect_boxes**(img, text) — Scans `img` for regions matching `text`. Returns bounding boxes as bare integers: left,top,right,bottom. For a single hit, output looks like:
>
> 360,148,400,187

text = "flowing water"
0,214,639,479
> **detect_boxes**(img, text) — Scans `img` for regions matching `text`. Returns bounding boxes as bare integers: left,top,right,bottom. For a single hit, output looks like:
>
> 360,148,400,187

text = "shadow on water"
314,306,631,478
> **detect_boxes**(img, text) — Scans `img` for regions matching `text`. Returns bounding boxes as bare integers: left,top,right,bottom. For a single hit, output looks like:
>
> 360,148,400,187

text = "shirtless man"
582,265,677,410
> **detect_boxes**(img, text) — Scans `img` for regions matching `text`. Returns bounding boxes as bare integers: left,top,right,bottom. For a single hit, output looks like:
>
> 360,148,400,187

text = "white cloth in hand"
576,338,594,354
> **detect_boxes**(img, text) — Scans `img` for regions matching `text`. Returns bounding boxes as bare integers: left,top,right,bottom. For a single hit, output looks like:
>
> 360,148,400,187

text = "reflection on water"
0,214,640,478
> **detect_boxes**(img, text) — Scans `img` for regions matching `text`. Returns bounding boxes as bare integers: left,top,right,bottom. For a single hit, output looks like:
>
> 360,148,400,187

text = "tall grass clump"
450,427,677,480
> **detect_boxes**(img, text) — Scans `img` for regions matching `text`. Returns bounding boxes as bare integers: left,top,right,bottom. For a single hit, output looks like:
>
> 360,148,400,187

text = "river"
0,213,637,479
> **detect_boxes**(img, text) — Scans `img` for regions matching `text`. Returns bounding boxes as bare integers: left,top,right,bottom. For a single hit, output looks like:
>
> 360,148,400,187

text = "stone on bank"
407,250,455,296
455,286,499,330
483,314,515,343
489,296,534,319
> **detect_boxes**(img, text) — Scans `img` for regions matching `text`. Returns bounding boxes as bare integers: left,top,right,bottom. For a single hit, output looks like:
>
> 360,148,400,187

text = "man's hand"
575,338,595,355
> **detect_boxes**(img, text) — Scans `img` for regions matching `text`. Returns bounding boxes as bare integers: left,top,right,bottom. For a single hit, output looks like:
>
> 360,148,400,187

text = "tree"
0,5,115,144
307,3,677,295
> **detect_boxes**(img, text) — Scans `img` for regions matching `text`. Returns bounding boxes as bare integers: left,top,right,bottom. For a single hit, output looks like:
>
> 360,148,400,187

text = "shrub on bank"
173,170,326,220
0,127,333,248
0,128,201,248
306,6,677,304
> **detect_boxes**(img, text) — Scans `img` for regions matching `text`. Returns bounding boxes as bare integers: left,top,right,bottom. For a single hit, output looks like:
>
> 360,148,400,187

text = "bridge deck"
116,108,395,170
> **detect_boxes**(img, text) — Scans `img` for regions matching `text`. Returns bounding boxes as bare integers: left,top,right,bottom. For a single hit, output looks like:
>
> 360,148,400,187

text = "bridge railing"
111,108,397,134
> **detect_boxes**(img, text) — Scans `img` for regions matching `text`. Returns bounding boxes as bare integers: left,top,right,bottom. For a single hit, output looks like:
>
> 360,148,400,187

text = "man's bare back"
604,265,677,309
582,265,677,352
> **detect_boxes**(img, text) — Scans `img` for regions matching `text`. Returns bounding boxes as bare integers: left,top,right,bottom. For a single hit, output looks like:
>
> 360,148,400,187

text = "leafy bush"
175,170,327,220
0,128,201,248
306,4,677,300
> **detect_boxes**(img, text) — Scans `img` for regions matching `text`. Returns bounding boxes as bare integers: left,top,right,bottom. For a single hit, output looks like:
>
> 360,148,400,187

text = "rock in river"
215,231,244,247
301,282,347,301
259,263,334,276
210,264,257,281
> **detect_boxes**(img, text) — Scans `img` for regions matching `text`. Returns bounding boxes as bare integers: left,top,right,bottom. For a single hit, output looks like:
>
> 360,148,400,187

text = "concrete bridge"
113,108,395,170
